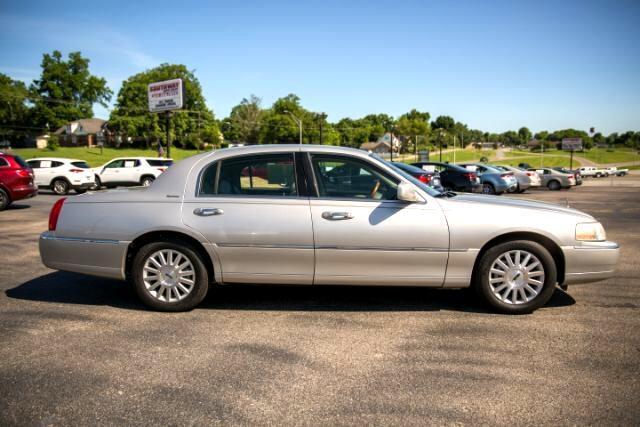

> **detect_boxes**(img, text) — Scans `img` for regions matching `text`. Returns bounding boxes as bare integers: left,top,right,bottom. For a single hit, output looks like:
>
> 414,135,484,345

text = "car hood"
441,193,593,219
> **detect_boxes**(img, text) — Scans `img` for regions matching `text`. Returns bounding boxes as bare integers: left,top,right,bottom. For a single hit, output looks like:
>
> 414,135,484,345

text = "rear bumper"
39,231,129,280
561,241,620,285
11,185,38,201
70,182,94,190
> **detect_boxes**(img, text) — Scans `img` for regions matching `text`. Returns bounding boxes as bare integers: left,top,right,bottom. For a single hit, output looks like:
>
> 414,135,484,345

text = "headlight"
575,222,606,242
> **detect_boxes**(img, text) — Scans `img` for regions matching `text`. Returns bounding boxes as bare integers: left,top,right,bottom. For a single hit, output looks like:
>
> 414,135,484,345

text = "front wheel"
89,176,101,191
132,241,209,311
475,240,557,314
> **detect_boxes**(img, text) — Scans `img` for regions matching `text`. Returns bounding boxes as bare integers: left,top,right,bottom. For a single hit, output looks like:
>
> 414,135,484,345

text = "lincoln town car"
39,145,619,314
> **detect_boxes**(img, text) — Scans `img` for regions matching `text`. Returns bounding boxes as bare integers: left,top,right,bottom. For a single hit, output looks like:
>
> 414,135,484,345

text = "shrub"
47,135,59,151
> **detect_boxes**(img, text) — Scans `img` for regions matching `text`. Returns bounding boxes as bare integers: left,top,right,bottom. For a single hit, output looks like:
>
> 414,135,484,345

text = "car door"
120,159,142,183
307,153,449,286
99,160,124,183
182,151,315,284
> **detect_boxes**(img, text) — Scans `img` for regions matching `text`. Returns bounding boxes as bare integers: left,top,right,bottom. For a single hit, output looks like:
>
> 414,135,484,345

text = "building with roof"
55,118,107,147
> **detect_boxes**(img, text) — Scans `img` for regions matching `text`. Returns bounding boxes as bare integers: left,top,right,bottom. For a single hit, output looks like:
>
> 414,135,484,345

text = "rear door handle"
322,211,354,220
193,208,224,217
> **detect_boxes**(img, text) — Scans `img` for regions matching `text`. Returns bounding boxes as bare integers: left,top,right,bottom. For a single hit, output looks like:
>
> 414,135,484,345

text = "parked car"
491,165,532,193
26,157,95,195
39,145,620,314
605,167,629,177
411,161,482,193
578,166,609,178
92,157,173,189
389,162,443,191
551,167,583,185
0,152,37,210
457,163,518,195
528,168,576,190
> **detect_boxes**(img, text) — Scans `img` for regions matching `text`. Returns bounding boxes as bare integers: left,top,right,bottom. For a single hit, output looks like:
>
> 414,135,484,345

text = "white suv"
26,157,95,195
92,157,173,189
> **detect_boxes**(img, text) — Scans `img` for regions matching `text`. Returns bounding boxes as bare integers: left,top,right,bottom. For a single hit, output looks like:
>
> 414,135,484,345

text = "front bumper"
39,231,129,280
561,241,620,285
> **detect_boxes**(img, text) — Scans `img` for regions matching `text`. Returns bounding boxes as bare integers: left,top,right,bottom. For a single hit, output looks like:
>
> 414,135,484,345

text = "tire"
0,188,9,211
90,176,101,191
141,176,155,187
52,179,70,195
474,240,557,314
547,180,561,191
132,240,209,311
482,183,495,195
595,172,602,178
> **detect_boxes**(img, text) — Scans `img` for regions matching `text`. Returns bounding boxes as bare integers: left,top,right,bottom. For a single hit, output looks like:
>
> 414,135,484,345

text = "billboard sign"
562,138,583,151
148,78,185,112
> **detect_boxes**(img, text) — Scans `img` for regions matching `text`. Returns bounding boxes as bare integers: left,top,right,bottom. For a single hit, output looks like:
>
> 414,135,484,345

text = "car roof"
28,157,84,162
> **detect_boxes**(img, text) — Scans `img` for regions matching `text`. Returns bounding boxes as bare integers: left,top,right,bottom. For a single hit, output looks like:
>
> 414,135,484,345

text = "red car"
0,152,38,210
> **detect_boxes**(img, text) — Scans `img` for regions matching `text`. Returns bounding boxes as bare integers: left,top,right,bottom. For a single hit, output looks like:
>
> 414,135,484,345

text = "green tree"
518,127,532,144
431,115,455,131
223,95,263,144
396,109,430,153
109,63,219,147
30,51,112,129
0,73,30,139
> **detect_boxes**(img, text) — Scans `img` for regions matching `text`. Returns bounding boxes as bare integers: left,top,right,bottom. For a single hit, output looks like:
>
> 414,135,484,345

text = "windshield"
377,157,442,197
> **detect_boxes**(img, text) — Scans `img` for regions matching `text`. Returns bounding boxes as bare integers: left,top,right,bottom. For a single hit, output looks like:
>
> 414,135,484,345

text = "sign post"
148,78,185,157
561,138,583,170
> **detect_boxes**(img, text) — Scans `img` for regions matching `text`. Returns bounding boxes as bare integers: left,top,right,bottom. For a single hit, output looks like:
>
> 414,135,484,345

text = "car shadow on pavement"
7,271,576,314
4,203,31,210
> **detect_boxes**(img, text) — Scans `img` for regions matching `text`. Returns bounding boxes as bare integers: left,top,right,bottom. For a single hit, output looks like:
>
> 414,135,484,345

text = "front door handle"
322,211,354,220
194,208,224,217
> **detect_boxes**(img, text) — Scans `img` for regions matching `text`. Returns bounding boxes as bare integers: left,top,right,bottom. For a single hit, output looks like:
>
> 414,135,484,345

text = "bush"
47,135,59,151
480,156,489,163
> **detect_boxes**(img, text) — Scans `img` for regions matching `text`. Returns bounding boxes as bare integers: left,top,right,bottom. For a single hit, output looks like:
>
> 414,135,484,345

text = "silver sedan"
39,145,619,314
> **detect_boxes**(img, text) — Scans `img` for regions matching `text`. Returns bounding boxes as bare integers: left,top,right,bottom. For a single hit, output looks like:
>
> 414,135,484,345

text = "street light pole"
284,110,302,144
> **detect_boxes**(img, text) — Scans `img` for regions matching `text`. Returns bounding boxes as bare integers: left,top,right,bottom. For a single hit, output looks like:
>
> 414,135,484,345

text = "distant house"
360,132,401,154
360,140,392,154
527,139,541,148
473,141,499,149
55,118,107,147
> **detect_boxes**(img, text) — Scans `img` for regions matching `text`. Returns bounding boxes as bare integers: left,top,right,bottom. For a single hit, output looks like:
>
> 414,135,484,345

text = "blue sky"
1,0,639,134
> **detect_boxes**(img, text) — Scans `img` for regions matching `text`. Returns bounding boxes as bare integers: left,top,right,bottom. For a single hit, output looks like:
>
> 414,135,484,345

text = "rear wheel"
89,176,101,191
482,183,495,195
475,240,557,314
141,176,155,187
52,179,69,195
547,180,561,191
0,188,9,211
132,241,209,311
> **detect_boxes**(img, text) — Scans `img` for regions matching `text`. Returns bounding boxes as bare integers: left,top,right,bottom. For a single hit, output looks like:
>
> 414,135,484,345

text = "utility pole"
389,128,394,162
453,135,456,164
165,111,171,157
439,130,444,162
284,110,302,144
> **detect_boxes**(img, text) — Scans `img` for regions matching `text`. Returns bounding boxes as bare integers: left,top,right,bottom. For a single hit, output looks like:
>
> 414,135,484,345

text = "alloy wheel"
143,249,196,303
53,180,68,195
488,249,545,305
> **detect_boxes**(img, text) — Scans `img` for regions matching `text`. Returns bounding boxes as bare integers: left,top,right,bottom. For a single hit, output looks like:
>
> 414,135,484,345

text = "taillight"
418,174,432,184
501,173,514,179
526,172,535,177
16,169,31,177
48,198,67,231
157,168,166,172
463,172,476,181
69,168,84,173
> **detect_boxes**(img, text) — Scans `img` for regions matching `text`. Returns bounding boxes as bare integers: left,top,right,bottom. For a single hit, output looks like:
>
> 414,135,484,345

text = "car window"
39,160,53,168
0,158,8,167
51,161,63,168
312,154,398,200
146,159,173,167
105,160,125,168
71,161,91,169
26,160,40,168
214,154,298,197
13,155,29,168
123,159,140,168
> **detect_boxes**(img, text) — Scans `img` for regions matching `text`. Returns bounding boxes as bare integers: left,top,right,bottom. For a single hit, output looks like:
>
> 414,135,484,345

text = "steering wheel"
370,180,381,199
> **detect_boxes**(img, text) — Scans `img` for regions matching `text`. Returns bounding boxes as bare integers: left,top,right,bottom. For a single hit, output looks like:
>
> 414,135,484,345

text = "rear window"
147,159,173,167
0,158,8,167
13,155,29,168
71,161,91,169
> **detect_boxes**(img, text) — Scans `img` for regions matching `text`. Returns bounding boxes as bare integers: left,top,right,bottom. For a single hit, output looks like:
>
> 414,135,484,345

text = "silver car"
39,145,619,314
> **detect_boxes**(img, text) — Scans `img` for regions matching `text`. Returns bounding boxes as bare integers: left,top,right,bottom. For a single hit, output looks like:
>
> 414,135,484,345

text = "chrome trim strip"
573,241,619,250
216,242,466,253
40,234,122,245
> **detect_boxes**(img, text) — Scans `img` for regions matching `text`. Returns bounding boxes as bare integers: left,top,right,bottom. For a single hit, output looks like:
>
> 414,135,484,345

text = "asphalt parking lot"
1,180,639,425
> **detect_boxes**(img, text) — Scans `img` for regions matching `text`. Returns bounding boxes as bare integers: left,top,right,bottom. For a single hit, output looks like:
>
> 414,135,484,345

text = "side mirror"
397,182,424,203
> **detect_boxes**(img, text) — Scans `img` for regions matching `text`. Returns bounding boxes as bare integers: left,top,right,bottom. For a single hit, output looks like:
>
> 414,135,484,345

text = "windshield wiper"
435,191,457,198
